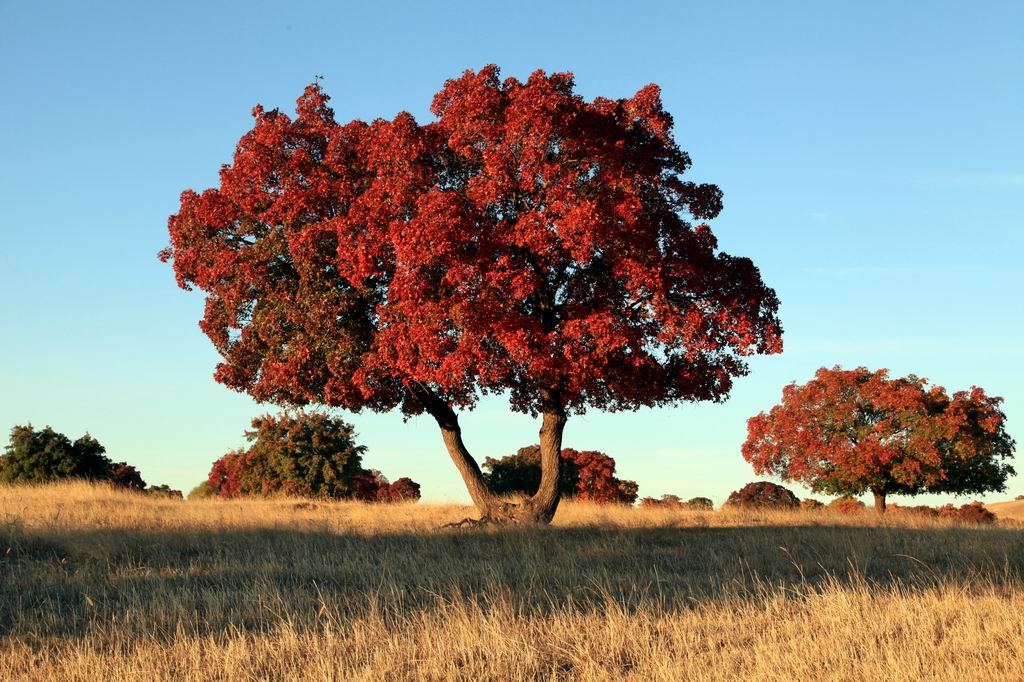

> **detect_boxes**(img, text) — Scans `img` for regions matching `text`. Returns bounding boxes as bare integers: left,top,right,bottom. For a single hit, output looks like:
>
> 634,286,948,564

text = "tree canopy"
162,66,782,522
1,425,111,484
742,366,1016,512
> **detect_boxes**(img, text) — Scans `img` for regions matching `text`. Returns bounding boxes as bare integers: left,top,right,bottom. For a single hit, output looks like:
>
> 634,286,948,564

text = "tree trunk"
438,422,514,521
521,409,568,523
413,382,567,525
872,489,887,514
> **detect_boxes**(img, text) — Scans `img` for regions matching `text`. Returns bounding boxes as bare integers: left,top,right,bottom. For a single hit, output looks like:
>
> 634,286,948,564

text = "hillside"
989,498,1024,521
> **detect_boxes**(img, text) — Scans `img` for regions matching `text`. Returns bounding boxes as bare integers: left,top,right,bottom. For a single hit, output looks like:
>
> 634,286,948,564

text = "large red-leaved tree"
162,66,783,524
742,366,1015,513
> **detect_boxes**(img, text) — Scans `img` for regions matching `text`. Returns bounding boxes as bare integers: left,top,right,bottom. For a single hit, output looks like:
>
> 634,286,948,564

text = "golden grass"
2,481,1023,681
988,498,1024,521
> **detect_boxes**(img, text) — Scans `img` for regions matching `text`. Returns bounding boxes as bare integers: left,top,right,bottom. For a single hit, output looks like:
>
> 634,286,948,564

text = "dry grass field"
2,482,1023,681
988,498,1024,521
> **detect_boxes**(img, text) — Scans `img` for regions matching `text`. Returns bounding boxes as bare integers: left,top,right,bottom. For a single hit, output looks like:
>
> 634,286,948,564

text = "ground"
2,482,1023,680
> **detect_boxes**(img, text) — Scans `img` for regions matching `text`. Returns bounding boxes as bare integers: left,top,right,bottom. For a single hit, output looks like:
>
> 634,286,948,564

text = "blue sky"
1,1,1021,504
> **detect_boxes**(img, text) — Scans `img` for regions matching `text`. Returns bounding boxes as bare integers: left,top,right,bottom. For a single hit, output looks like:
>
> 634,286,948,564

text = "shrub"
1016,495,1024,501
937,501,996,525
617,480,641,505
639,494,684,508
724,481,799,510
206,413,420,501
146,484,183,499
686,497,714,511
483,446,638,504
387,477,422,502
351,470,423,503
373,476,422,503
187,482,215,500
207,413,366,499
800,498,824,511
107,462,147,491
888,504,938,518
828,495,866,514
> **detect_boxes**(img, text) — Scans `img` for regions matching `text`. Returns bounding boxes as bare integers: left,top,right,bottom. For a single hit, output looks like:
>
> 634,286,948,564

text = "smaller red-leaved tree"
743,367,1016,513
351,470,422,502
482,446,638,504
723,481,799,510
208,449,248,498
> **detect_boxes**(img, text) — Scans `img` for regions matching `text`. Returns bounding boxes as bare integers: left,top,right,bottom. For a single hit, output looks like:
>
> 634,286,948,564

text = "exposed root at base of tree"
440,516,496,529
439,498,558,528
440,509,547,529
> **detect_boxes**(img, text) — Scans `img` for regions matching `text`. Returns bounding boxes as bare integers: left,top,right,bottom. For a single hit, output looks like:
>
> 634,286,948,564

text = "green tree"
1,425,112,483
187,481,215,500
207,412,369,499
0,425,168,493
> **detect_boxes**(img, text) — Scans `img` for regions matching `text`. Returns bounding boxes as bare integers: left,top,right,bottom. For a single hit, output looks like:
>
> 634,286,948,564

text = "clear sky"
1,1,1021,505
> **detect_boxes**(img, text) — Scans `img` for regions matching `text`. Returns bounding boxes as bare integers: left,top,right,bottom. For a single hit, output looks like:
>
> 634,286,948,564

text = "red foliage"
743,367,1016,507
350,469,384,501
937,501,996,525
724,481,799,510
162,66,782,423
482,446,637,504
616,480,641,505
886,502,997,524
207,449,247,499
107,462,147,491
386,477,422,502
563,449,637,504
351,470,422,503
828,495,866,514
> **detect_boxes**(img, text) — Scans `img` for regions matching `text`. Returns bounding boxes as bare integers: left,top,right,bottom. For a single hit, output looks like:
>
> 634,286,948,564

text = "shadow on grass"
2,522,1023,639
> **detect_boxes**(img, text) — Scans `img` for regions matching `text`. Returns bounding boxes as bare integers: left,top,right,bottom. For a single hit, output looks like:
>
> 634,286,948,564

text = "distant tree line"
6,362,1016,515
639,495,714,510
720,480,997,524
0,425,181,497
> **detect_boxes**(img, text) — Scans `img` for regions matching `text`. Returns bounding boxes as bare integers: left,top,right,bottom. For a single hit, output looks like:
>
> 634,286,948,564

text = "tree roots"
440,506,544,529
440,516,497,530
